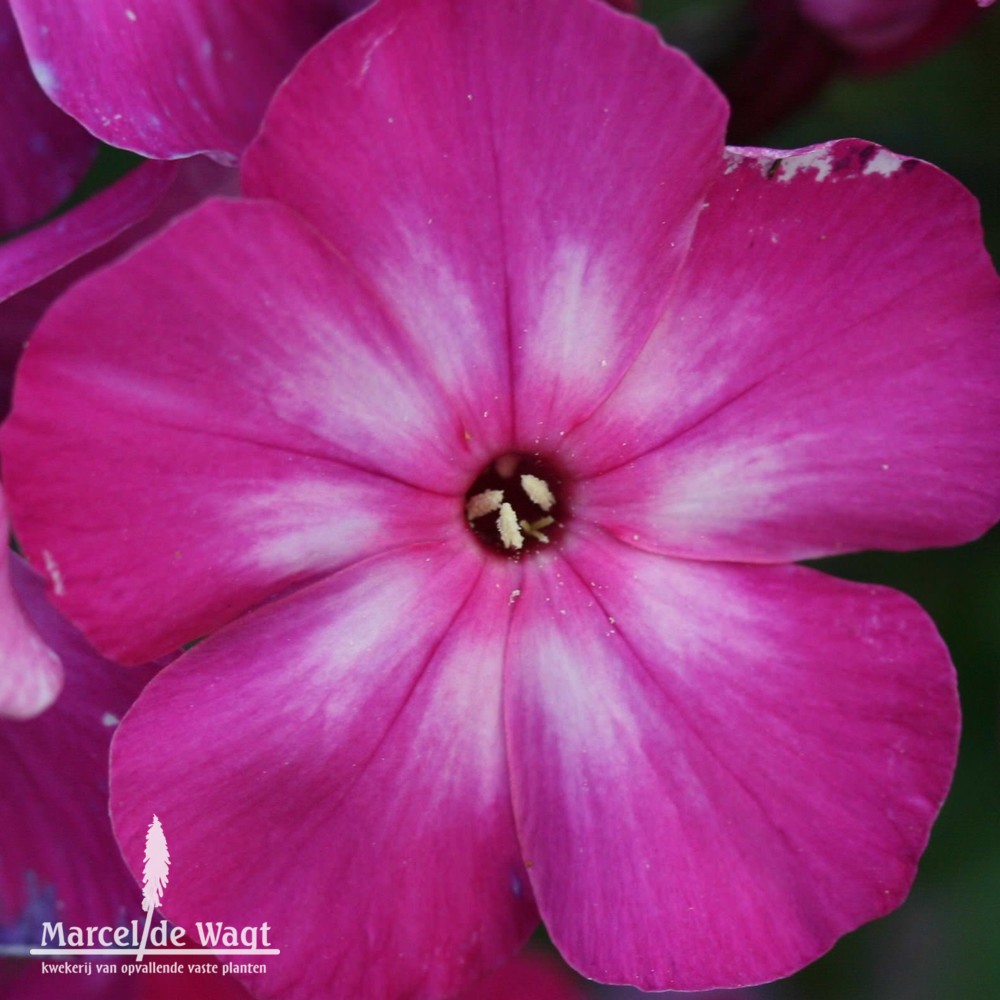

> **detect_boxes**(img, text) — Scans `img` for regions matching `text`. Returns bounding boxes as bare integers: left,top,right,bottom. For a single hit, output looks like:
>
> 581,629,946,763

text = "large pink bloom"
2,0,997,998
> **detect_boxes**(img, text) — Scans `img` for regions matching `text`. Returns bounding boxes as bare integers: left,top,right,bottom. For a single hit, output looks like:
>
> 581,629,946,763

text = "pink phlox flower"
2,0,998,998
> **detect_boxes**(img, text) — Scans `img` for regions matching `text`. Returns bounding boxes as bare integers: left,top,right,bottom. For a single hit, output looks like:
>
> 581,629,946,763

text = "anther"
497,503,524,550
466,489,503,520
463,452,570,557
520,516,554,544
520,474,555,512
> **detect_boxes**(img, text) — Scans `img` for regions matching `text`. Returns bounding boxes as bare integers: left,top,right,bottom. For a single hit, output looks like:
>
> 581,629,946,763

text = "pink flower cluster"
0,1,997,999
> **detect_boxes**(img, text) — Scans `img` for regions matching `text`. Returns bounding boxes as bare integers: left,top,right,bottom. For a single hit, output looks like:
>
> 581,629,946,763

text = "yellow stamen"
497,503,524,550
520,473,555,511
520,517,553,544
466,489,503,521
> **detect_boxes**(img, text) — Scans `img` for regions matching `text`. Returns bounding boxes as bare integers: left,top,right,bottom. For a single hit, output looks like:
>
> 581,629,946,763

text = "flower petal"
0,495,61,719
0,1,95,235
568,141,1000,562
0,161,178,305
8,0,359,162
456,946,587,1000
2,197,471,662
505,527,959,990
0,163,180,403
243,0,516,455
1,556,151,943
111,543,536,1000
243,0,727,453
492,4,725,444
0,159,222,419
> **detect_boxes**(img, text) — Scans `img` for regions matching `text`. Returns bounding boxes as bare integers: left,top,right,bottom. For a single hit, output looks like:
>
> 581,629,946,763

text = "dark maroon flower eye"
464,453,571,556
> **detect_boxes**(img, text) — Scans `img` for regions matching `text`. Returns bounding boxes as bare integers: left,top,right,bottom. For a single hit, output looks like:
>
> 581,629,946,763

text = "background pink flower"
0,560,247,999
7,0,368,163
716,0,994,139
0,0,94,236
800,0,985,68
0,162,181,417
1,1,997,999
0,158,234,418
0,494,62,718
0,558,153,946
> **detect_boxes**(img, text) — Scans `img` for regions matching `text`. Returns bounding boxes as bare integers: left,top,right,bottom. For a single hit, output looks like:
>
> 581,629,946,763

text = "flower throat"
464,453,569,557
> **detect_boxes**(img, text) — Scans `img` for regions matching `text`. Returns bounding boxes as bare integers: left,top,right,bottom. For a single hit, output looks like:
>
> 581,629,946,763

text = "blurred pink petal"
800,0,982,70
722,0,990,138
0,0,95,235
0,558,152,941
0,157,234,425
8,0,364,163
0,494,61,718
0,162,178,304
0,161,179,415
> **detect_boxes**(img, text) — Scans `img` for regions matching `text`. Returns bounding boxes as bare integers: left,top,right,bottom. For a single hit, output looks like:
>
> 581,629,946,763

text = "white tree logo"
136,815,170,961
